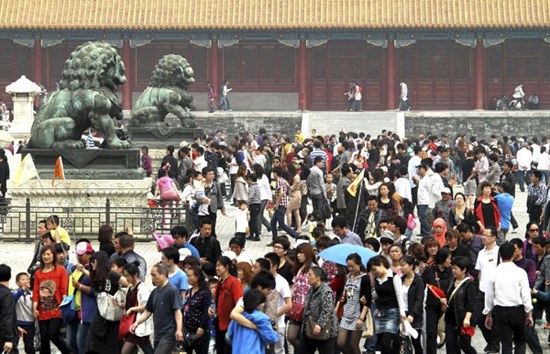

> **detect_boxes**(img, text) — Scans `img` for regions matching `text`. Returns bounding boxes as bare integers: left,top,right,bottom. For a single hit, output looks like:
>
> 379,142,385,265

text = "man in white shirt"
516,143,532,192
483,242,533,354
394,166,412,202
264,252,292,354
407,146,423,206
416,163,434,238
475,227,500,353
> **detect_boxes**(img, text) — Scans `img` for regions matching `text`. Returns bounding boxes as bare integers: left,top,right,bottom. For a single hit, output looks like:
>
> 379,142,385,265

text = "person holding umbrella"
336,253,372,354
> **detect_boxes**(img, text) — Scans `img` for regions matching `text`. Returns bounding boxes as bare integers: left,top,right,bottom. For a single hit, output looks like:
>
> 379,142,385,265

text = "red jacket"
215,275,243,331
32,266,68,321
474,196,501,232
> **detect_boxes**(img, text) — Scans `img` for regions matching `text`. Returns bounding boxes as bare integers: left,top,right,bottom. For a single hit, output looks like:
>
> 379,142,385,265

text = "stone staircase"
303,111,403,137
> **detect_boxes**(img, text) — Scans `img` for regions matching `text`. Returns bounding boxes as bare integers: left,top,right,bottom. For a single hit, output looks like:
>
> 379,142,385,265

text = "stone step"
303,111,402,137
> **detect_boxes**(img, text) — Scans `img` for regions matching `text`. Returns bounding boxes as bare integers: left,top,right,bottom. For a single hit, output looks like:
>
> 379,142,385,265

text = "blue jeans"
417,205,431,237
270,206,299,241
67,319,90,354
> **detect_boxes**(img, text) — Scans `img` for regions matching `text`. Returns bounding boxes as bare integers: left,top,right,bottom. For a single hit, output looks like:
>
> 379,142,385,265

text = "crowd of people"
2,128,550,354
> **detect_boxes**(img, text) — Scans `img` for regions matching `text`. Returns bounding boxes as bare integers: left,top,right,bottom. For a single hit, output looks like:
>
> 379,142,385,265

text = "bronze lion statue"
28,41,131,149
130,54,196,128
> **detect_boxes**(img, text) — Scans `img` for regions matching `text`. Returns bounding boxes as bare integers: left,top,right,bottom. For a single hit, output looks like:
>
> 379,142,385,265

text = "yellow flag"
347,168,365,197
13,154,39,185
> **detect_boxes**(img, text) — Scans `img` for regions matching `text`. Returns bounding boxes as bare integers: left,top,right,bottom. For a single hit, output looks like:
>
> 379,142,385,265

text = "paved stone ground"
3,187,549,353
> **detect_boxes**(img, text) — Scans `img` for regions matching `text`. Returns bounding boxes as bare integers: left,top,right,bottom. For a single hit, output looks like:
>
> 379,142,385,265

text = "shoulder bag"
304,315,333,341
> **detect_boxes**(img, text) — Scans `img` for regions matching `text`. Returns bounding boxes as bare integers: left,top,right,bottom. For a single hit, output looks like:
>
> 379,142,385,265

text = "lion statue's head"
150,54,195,89
60,41,126,92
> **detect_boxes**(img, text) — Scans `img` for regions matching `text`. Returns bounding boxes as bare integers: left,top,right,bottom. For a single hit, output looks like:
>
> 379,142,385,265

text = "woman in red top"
214,256,243,354
32,245,72,354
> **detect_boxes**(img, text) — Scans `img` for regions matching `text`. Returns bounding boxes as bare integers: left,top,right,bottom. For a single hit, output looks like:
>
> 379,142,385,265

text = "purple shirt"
514,257,537,288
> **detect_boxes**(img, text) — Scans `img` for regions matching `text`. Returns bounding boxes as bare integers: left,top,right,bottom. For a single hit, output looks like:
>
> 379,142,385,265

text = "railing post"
105,198,111,225
25,198,31,241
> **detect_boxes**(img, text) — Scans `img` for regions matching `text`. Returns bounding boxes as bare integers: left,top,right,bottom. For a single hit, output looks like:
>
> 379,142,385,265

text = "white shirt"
429,173,444,206
417,170,433,206
257,174,272,201
483,262,533,315
193,156,207,173
407,155,421,188
394,177,412,202
517,148,532,171
475,245,500,293
234,208,248,233
274,274,291,328
538,152,550,171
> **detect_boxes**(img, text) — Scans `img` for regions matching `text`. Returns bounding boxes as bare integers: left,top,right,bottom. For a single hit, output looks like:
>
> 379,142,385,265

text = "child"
193,173,210,217
234,201,249,239
227,289,279,354
54,242,73,274
13,272,35,354
208,278,218,354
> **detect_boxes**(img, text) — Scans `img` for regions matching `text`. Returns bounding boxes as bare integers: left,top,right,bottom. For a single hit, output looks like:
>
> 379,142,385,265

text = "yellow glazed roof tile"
0,0,549,31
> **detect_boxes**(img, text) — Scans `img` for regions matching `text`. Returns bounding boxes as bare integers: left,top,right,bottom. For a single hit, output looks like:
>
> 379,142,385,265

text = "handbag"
97,289,125,321
60,295,76,324
361,310,374,338
304,315,332,341
118,311,136,341
286,302,304,322
61,272,84,324
406,213,417,229
395,333,414,354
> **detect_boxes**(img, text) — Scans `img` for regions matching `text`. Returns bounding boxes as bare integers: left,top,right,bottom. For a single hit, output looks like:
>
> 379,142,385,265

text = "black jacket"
446,278,477,327
422,265,452,310
190,235,222,266
0,284,18,344
402,274,425,329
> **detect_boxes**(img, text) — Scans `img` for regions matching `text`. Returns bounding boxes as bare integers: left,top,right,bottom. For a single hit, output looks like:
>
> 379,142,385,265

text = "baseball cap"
153,233,175,250
441,187,451,194
75,241,94,255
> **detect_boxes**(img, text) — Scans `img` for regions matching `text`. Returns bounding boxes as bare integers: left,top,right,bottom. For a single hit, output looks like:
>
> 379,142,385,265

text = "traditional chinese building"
0,0,549,111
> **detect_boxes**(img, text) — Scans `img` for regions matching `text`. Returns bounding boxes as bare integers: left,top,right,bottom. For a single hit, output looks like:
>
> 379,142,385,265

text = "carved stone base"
127,127,203,149
7,178,153,208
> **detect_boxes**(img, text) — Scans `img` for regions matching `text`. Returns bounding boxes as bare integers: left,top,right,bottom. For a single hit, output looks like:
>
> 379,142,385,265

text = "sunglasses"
529,229,539,232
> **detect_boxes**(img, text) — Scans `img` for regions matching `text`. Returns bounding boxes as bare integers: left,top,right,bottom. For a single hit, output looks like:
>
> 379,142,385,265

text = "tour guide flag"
13,154,39,185
347,168,365,197
52,156,65,186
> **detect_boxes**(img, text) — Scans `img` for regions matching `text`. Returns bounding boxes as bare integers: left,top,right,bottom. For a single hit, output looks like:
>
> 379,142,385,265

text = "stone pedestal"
7,178,152,209
8,148,150,207
5,75,42,140
127,127,203,149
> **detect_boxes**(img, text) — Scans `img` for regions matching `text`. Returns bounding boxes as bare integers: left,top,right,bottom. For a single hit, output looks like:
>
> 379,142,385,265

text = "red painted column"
299,39,307,111
474,39,485,110
122,39,132,111
32,39,43,85
210,39,219,89
386,39,396,110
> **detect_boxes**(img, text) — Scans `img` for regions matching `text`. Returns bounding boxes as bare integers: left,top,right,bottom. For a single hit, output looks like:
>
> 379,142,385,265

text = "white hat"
179,141,189,148
441,187,451,194
224,250,238,261
178,248,192,261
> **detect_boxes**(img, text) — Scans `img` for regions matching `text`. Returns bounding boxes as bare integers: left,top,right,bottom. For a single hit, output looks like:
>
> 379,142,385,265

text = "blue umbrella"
318,244,378,266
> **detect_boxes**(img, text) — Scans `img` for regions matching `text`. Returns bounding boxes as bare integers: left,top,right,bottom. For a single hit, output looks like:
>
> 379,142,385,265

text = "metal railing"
0,198,187,241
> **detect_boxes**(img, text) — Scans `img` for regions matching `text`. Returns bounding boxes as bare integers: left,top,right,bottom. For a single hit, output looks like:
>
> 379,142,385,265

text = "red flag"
427,284,446,299
52,157,65,186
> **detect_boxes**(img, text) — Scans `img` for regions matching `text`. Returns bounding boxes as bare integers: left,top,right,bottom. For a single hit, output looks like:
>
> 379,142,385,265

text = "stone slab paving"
3,186,549,352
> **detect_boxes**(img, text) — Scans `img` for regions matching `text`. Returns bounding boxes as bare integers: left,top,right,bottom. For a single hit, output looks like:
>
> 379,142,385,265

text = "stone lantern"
6,75,42,140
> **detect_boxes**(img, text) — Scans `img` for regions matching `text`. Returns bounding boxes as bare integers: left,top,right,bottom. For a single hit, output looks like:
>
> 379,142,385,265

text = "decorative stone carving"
27,41,131,149
131,55,196,128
